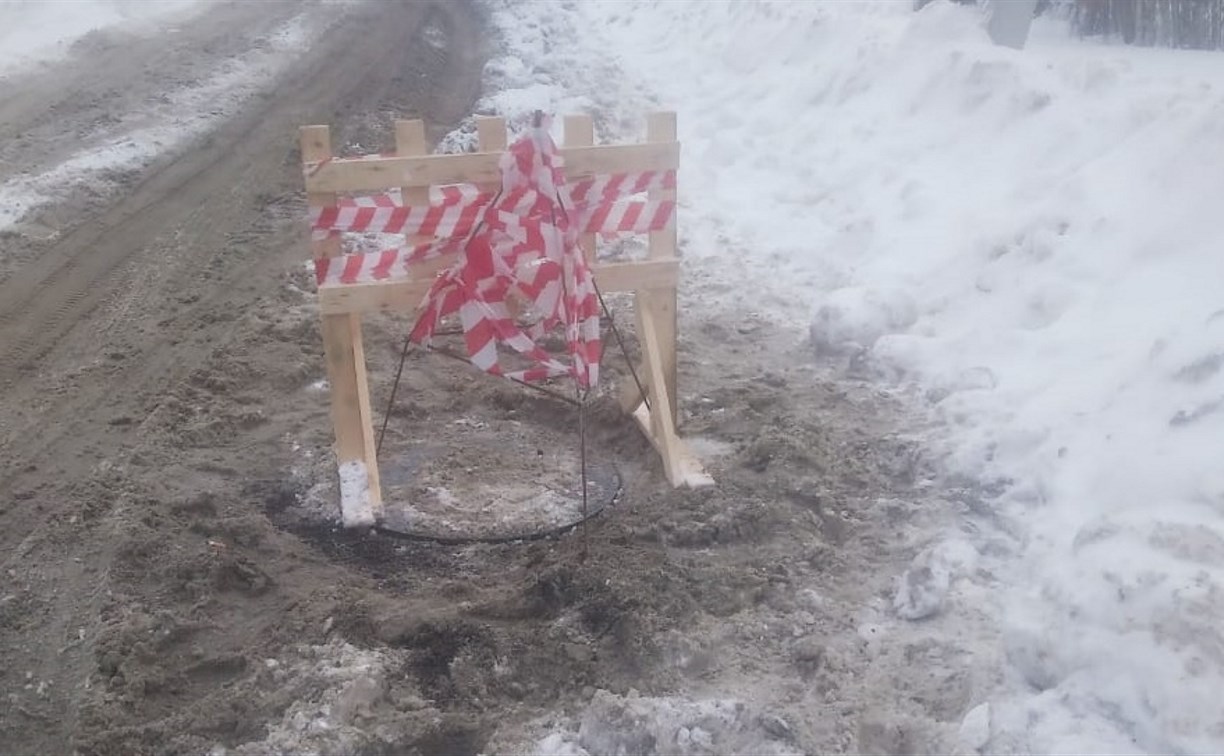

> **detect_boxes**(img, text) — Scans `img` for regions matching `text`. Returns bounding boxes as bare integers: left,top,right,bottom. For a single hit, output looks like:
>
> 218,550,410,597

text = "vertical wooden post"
636,296,682,484
643,112,679,427
393,119,449,284
300,125,382,526
395,119,429,239
476,115,508,155
564,115,597,265
476,117,521,317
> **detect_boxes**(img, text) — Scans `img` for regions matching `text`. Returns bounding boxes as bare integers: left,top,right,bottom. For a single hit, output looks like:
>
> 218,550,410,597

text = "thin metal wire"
541,136,595,557
376,177,507,453
578,385,590,557
377,331,414,457
595,282,651,412
427,344,583,406
375,121,634,557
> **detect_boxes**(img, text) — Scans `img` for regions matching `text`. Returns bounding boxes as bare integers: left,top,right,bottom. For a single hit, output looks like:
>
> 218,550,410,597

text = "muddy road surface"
0,1,485,752
0,2,970,754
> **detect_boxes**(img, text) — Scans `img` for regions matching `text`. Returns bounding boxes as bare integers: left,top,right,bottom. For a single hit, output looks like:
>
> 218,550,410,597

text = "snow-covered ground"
0,0,208,75
471,1,1224,752
0,4,332,234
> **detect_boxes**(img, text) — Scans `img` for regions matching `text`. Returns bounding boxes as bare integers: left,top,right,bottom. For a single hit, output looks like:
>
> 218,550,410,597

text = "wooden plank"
301,125,341,261
631,405,714,489
395,119,430,250
476,116,508,154
646,113,678,262
384,120,429,516
621,113,681,418
636,291,683,485
476,117,528,320
300,125,382,525
305,141,680,193
644,112,679,426
318,258,679,316
564,114,597,265
474,117,507,198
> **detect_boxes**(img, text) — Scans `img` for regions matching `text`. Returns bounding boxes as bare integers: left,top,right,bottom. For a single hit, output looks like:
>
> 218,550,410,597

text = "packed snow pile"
526,690,801,756
0,0,210,75
476,0,1224,752
217,641,437,756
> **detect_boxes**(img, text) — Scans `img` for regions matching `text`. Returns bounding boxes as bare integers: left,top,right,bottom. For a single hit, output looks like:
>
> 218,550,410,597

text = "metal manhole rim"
370,464,624,546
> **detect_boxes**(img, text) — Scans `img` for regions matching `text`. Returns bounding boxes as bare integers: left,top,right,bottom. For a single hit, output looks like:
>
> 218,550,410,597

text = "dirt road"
0,2,970,754
0,2,486,752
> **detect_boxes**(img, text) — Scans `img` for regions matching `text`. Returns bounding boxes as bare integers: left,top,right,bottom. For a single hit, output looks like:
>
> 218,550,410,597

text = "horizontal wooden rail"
304,141,680,193
317,257,679,316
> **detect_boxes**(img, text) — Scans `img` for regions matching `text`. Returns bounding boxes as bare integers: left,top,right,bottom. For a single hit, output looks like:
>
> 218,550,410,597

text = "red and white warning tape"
309,121,674,389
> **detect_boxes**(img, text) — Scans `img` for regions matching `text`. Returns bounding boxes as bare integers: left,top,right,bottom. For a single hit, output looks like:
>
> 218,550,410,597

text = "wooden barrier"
299,113,711,526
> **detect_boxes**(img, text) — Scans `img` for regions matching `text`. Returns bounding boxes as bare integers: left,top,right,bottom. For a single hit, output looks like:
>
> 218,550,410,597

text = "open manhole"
375,429,621,543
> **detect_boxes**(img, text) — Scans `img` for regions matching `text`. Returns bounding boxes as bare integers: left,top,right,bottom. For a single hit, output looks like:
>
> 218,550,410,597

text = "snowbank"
523,690,800,756
481,0,1224,751
0,0,209,75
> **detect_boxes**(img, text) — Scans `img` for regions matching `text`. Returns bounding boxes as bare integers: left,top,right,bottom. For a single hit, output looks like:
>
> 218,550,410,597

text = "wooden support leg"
647,286,678,424
302,124,382,526
321,312,382,525
620,288,678,413
621,113,680,423
632,288,712,488
635,289,681,484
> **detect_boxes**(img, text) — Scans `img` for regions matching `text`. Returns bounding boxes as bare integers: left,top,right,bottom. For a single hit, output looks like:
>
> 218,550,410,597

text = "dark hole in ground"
393,620,498,702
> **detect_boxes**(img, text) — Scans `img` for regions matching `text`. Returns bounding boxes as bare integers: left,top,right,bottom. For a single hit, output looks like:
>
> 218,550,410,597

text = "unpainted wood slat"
643,112,679,427
305,141,680,193
299,124,382,522
564,114,598,265
317,258,680,316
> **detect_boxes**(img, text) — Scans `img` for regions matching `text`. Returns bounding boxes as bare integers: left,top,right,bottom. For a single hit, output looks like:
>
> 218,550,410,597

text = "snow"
957,702,992,753
0,0,209,76
528,689,801,756
479,0,1224,752
893,538,980,621
0,11,321,234
337,459,374,528
224,640,404,756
